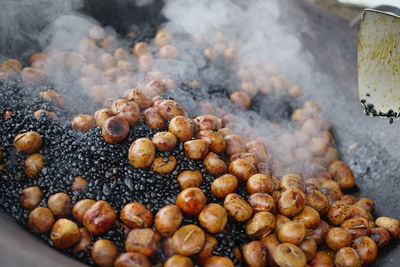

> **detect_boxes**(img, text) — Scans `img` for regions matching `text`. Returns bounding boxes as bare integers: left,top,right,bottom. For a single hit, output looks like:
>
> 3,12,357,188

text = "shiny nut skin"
72,199,96,223
334,247,362,267
293,206,321,228
225,134,246,156
277,221,305,245
194,115,222,131
91,239,119,267
163,237,176,257
72,227,91,254
111,99,129,113
341,217,370,238
24,153,44,178
334,166,355,190
20,186,43,210
172,224,205,256
14,131,42,154
248,193,275,213
223,193,253,222
144,107,166,130
204,256,234,267
116,102,141,126
152,132,177,152
278,189,306,217
246,173,274,194
151,156,177,174
279,173,305,192
203,152,227,176
48,192,71,217
71,114,95,131
102,116,129,144
328,160,346,176
211,174,238,198
83,200,117,235
184,139,209,160
272,243,307,267
51,218,80,249
177,170,203,189
157,100,185,121
27,207,55,233
94,108,113,127
246,140,268,162
260,234,280,266
370,227,391,247
275,214,291,230
169,116,193,142
375,216,400,238
164,255,193,267
198,234,218,264
245,211,276,239
199,203,228,234
299,239,317,262
306,190,330,215
125,89,153,109
155,204,182,236
228,159,257,181
128,138,156,168
197,130,226,154
306,220,330,246
311,251,334,267
176,187,206,216
327,201,351,226
125,228,160,256
231,152,258,166
354,197,375,213
121,202,153,229
352,236,377,265
325,227,352,251
115,252,151,267
242,241,267,267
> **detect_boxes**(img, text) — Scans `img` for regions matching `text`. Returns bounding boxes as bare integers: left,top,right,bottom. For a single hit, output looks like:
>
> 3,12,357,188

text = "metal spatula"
358,9,400,118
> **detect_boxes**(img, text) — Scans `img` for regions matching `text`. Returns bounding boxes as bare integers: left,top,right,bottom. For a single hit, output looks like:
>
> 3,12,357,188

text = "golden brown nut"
158,100,186,121
115,102,140,126
169,116,193,142
125,89,153,109
1,58,22,72
48,192,71,217
83,200,117,235
204,256,234,267
154,29,172,47
198,234,218,264
102,116,130,144
246,211,276,239
225,135,246,156
352,236,377,265
246,140,268,162
272,243,307,267
51,218,80,249
246,174,274,194
39,89,65,107
27,207,55,233
306,189,330,215
177,170,203,189
325,227,352,252
94,108,114,127
143,80,166,97
34,109,58,120
114,252,151,267
72,227,91,254
91,239,119,267
277,221,305,245
24,153,44,179
144,107,166,130
71,114,95,131
125,228,160,257
164,255,193,267
333,166,356,190
242,241,267,267
72,199,96,223
151,155,177,174
14,131,42,154
327,200,351,226
172,224,205,256
203,152,227,176
375,216,400,238
279,173,305,192
228,159,257,182
299,239,317,262
194,115,222,131
341,217,370,239
184,139,209,160
197,130,226,154
293,206,321,228
248,193,275,213
278,189,306,217
120,202,153,229
154,204,182,237
199,203,228,234
20,186,43,210
152,132,177,151
176,187,206,216
211,174,238,198
311,251,334,267
334,247,362,267
224,193,253,222
128,138,156,168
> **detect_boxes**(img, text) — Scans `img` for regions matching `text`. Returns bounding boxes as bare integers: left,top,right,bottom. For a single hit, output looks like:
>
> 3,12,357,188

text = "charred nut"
327,200,351,226
50,218,80,249
172,224,205,256
125,228,160,257
224,193,253,222
228,159,257,182
333,166,356,190
128,138,156,168
91,239,119,267
151,155,177,174
277,221,305,245
203,152,227,176
164,255,193,267
278,189,306,217
176,187,206,216
20,186,43,210
272,243,307,267
184,139,209,160
83,200,117,235
72,199,96,223
242,241,267,267
154,204,182,237
246,173,275,194
168,116,193,142
24,153,44,179
199,203,228,234
71,114,95,131
152,132,177,152
334,247,362,267
375,216,400,238
102,116,129,144
27,207,55,233
245,211,276,239
198,234,218,265
48,192,71,217
177,170,203,189
354,197,375,213
121,202,153,229
14,131,42,154
114,252,151,267
211,174,238,198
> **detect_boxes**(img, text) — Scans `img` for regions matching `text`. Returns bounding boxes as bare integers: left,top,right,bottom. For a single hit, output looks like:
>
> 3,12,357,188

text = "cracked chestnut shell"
14,131,42,154
172,224,205,256
102,116,129,144
120,202,153,229
83,200,116,235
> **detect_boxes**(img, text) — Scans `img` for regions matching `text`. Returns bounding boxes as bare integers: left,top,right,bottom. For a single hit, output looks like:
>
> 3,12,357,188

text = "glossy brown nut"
204,256,234,267
370,227,391,247
225,135,246,156
354,197,375,213
248,193,275,213
325,227,352,251
333,166,355,190
168,116,193,142
260,234,279,266
152,132,177,151
51,218,80,249
121,202,153,229
194,115,222,131
24,153,44,179
151,155,177,174
203,152,227,176
327,201,351,225
177,170,203,189
299,239,317,262
277,221,306,245
176,187,206,216
155,204,182,236
279,173,305,192
293,206,321,228
375,216,400,238
125,228,160,257
111,99,129,113
211,174,238,198
199,203,228,234
198,234,218,265
306,190,330,215
245,211,275,239
197,130,226,154
14,131,42,154
228,159,257,181
83,200,117,235
272,243,307,267
246,174,274,194
352,236,377,265
306,220,330,246
34,109,58,120
91,239,119,267
163,237,177,257
125,89,153,109
278,189,306,217
71,114,95,131
172,224,205,256
48,192,71,217
348,205,372,221
217,128,234,137
20,186,43,210
328,160,345,176
230,153,258,166
230,91,251,109
341,195,357,205
157,100,185,121
246,140,268,162
224,193,253,222
334,247,362,267
184,139,209,160
341,217,370,238
128,138,156,168
27,207,55,233
242,241,267,267
72,199,96,223
114,252,151,267
70,176,88,192
310,251,334,267
94,109,114,128
116,102,141,126
21,67,46,84
72,227,91,254
164,255,193,267
143,107,166,130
